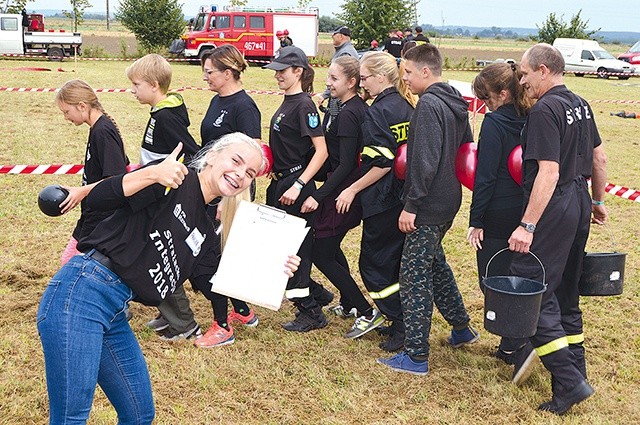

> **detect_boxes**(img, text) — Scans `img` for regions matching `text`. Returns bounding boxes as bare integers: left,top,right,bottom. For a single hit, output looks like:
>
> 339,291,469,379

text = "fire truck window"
217,15,230,29
1,17,19,31
249,16,265,29
233,16,246,29
193,15,206,31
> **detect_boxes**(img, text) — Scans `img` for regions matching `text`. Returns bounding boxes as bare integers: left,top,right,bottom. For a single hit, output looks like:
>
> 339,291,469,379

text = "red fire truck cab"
181,5,319,61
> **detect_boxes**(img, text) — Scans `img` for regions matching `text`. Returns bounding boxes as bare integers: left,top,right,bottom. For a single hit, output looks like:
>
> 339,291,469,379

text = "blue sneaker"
448,325,480,348
377,351,428,376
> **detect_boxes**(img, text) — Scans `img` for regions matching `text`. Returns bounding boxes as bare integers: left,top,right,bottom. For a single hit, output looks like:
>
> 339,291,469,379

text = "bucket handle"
595,222,618,252
485,247,546,286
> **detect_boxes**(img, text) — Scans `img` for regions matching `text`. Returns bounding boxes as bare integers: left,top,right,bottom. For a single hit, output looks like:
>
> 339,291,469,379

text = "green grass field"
1,33,639,424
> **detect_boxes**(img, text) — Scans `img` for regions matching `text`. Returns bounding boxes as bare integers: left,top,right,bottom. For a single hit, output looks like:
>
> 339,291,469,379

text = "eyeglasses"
203,68,223,77
360,74,375,82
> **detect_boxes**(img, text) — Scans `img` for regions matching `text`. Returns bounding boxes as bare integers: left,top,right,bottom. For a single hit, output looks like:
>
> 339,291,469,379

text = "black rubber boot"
538,380,594,415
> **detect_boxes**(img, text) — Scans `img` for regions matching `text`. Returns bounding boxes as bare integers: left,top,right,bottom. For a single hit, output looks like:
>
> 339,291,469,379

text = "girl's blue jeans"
37,253,155,424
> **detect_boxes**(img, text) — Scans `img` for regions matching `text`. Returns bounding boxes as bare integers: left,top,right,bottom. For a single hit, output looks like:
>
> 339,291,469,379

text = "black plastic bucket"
579,224,626,296
579,252,626,296
483,249,546,338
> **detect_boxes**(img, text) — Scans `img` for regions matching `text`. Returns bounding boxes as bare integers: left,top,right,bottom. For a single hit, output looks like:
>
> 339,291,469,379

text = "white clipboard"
209,200,309,310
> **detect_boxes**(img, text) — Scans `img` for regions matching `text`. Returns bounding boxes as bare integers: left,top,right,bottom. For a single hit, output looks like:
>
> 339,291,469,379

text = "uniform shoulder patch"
307,113,319,129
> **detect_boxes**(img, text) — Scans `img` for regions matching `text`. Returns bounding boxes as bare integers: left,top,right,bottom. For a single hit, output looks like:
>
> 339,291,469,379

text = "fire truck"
180,5,319,61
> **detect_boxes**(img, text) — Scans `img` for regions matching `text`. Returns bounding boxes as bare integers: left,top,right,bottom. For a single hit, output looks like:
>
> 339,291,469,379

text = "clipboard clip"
257,203,287,223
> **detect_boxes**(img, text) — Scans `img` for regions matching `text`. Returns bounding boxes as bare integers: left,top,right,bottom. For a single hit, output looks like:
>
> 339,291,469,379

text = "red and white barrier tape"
0,164,141,174
3,163,640,203
0,164,84,175
604,183,640,202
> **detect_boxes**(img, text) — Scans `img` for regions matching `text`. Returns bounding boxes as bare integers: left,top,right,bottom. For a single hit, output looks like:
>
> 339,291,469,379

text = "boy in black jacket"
126,54,202,341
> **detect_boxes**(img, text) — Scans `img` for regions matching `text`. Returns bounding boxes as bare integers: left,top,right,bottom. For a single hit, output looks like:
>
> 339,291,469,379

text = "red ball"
394,143,407,180
258,143,273,177
508,145,523,186
455,142,478,191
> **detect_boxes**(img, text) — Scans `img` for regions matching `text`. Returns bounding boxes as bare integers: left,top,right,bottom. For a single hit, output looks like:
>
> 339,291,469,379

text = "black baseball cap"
332,26,351,37
263,46,309,70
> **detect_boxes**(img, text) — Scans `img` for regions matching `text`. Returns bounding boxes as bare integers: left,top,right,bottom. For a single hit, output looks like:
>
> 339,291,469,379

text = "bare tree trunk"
106,0,110,30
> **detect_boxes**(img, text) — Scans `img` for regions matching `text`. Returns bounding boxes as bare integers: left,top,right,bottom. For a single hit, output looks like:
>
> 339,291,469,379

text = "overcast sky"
23,0,640,32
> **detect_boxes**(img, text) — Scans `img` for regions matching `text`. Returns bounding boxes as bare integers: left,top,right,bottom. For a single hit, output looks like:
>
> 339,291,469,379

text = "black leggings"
211,293,249,325
312,233,372,316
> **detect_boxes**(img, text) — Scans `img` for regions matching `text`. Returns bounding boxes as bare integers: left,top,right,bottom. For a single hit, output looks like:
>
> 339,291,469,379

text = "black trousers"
359,205,405,323
312,233,372,315
510,177,591,390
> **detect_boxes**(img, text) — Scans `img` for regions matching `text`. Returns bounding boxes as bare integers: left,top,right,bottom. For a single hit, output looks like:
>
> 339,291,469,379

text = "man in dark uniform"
383,29,403,59
413,26,430,45
508,43,608,415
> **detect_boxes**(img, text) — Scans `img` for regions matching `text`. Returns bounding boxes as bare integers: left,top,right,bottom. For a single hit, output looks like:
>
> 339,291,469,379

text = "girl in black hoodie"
467,62,533,363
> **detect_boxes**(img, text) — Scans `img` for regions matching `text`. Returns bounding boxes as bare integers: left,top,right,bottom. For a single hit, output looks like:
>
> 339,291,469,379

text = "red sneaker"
193,323,235,348
228,309,259,327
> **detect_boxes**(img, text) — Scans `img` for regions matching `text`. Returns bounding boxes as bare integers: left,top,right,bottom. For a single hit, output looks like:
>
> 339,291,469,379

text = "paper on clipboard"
209,200,309,310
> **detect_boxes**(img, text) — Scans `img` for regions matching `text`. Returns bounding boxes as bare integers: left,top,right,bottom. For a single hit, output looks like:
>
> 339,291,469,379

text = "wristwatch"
520,222,536,233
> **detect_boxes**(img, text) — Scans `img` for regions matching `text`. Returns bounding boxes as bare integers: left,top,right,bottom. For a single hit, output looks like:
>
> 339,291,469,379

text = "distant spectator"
413,26,430,45
21,9,29,28
277,30,292,48
370,39,379,51
403,27,414,42
283,29,293,46
312,25,359,109
384,29,403,59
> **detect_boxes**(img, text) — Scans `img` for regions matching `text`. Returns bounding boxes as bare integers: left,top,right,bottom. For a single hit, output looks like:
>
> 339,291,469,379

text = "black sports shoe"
282,310,328,332
493,348,517,365
379,331,405,352
538,380,594,415
159,323,202,341
512,342,538,385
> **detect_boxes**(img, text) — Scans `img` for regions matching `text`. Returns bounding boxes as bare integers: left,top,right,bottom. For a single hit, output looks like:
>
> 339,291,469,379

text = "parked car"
553,38,635,79
617,40,640,67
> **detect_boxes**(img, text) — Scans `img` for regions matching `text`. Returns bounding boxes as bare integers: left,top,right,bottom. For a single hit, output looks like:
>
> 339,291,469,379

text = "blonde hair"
360,51,417,107
191,132,266,247
55,79,123,137
125,54,172,93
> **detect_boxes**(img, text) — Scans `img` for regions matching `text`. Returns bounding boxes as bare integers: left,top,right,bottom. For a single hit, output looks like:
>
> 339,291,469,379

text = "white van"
552,38,635,79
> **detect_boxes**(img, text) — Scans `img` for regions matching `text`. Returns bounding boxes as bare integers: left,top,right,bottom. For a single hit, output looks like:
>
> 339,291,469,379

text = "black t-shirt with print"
269,92,323,172
521,85,602,199
73,115,129,240
78,170,219,306
200,90,261,146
